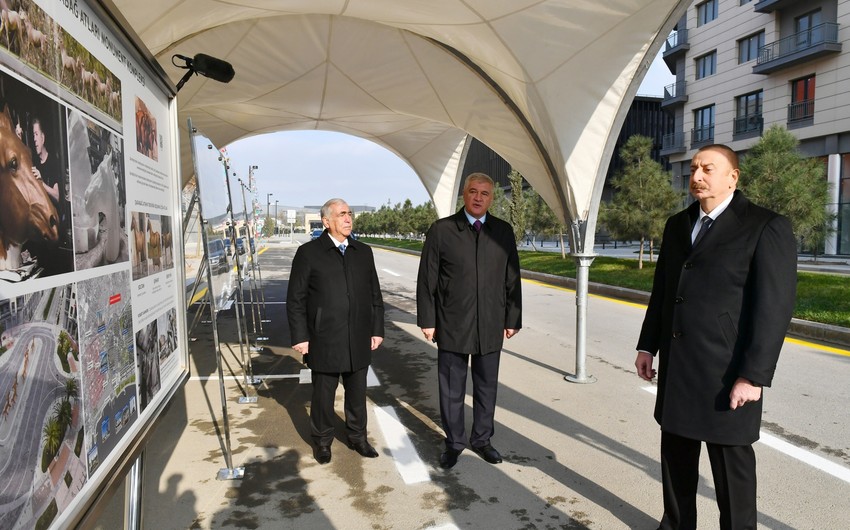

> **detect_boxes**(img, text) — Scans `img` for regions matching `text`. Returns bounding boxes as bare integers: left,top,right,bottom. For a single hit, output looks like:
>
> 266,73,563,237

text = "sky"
222,51,675,211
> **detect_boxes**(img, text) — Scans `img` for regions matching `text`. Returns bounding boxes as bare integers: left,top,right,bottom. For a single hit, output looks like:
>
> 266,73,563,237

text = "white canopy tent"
106,0,689,380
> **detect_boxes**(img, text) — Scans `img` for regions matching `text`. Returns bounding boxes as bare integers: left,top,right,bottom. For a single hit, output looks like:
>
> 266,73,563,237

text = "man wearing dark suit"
635,144,797,530
287,198,385,464
417,172,522,469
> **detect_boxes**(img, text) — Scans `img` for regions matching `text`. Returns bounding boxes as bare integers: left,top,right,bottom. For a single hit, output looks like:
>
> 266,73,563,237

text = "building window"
738,31,764,64
796,9,823,48
740,0,752,5
693,105,715,145
734,91,763,135
789,75,815,124
697,0,718,27
695,51,717,79
840,155,850,254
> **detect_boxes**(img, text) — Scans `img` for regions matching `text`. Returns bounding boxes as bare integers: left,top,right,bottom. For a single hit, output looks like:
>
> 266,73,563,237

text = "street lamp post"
274,200,279,235
266,193,273,236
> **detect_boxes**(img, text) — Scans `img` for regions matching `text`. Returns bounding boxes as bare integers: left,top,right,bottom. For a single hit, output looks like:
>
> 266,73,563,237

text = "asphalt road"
92,237,850,529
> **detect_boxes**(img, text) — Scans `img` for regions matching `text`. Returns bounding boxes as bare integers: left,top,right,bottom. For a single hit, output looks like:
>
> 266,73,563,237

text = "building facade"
661,0,850,255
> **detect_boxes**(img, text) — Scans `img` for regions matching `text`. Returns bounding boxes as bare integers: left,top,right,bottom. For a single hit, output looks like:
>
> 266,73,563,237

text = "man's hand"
635,351,656,381
729,377,762,410
292,341,309,355
371,336,383,350
421,327,435,342
505,329,519,339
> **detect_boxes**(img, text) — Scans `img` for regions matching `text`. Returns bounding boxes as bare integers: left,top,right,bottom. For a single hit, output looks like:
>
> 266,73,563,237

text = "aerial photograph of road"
0,285,86,530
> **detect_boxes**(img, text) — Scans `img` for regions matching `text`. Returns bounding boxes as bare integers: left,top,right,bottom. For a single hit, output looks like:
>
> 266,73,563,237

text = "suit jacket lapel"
690,191,747,253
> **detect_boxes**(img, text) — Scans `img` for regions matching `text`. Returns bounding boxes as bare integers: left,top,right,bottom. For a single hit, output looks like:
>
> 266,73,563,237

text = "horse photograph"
0,69,73,285
134,96,158,161
130,211,148,281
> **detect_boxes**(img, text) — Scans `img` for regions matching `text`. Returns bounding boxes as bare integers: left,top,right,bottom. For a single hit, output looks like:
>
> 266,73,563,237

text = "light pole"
274,200,279,235
266,193,272,236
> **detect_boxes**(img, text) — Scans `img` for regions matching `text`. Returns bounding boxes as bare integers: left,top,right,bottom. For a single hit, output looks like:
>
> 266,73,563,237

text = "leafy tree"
526,190,568,257
599,135,679,268
739,125,833,254
507,170,526,244
65,378,79,403
43,417,63,458
54,401,73,432
260,216,275,237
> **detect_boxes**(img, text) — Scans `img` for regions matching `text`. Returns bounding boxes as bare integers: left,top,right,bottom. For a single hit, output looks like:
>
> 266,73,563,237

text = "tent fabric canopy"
110,0,687,252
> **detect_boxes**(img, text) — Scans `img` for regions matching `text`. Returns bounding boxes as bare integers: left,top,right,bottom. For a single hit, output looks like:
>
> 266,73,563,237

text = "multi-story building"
661,0,850,255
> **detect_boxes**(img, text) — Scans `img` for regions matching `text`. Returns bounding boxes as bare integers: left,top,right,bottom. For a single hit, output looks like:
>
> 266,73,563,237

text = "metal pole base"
564,374,597,384
217,467,245,480
238,396,258,404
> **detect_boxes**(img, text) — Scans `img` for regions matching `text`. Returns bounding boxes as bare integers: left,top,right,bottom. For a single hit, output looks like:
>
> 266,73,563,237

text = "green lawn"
362,237,850,328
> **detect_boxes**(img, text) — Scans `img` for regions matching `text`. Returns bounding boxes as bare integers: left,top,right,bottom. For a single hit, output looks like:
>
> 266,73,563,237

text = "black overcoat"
637,191,797,445
287,231,384,373
417,210,522,355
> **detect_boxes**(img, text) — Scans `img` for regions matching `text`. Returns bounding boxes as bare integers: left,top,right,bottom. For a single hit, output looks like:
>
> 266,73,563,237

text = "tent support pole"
565,254,596,384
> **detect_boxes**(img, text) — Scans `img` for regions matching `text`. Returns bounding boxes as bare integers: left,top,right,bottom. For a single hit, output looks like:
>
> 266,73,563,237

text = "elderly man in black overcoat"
635,144,797,530
417,172,522,469
287,198,384,464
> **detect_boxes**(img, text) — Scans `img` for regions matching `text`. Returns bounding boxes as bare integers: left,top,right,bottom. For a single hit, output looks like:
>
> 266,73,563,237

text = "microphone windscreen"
192,54,235,83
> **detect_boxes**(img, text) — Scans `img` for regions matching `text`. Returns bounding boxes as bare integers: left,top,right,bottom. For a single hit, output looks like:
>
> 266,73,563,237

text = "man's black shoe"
439,448,461,469
348,440,379,458
314,445,332,464
471,443,502,464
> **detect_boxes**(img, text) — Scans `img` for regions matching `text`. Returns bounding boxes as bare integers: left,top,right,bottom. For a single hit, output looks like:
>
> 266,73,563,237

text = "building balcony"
787,99,814,128
662,29,689,72
754,23,841,74
691,125,714,147
753,0,798,13
661,81,688,108
660,132,686,156
733,114,763,139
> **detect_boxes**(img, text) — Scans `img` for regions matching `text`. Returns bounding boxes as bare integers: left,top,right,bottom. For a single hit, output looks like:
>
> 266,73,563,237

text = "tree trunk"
649,239,655,263
638,236,645,269
559,233,566,259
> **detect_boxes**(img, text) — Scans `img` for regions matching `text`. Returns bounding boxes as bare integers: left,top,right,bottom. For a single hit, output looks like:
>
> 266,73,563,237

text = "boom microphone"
191,54,235,84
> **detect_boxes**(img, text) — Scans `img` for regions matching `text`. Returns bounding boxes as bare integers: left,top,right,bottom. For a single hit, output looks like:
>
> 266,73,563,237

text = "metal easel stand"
221,165,261,403
188,119,244,480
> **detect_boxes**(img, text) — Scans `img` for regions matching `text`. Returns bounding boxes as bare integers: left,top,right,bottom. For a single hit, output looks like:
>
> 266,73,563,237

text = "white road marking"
381,268,401,277
373,405,431,484
641,386,850,484
367,366,380,387
190,374,300,381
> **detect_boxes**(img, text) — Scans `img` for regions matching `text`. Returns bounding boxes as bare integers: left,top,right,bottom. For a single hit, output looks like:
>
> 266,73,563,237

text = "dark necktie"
692,217,713,247
473,220,482,233
338,243,346,255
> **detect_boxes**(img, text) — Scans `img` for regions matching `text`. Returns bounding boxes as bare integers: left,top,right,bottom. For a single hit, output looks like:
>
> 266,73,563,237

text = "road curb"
372,244,850,350
520,269,850,350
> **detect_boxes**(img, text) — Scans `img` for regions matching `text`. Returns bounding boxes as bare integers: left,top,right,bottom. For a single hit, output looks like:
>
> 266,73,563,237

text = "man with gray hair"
287,198,385,464
417,173,522,469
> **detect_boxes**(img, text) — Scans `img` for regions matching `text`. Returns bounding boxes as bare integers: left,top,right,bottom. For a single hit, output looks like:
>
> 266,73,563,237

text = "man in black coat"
287,198,384,464
417,172,522,469
635,144,797,530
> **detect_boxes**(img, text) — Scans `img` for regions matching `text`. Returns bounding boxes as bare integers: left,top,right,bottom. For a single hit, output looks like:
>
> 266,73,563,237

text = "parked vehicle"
207,238,229,273
311,229,323,240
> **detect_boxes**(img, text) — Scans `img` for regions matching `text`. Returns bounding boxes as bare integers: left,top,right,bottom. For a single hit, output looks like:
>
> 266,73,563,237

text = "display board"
190,132,238,310
0,1,186,528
